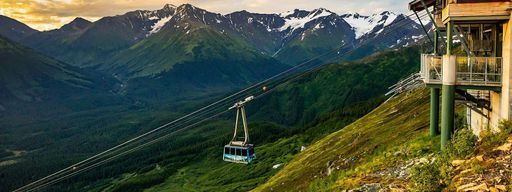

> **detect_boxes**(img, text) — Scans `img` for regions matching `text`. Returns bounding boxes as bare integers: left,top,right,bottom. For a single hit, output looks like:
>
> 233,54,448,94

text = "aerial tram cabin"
223,96,256,164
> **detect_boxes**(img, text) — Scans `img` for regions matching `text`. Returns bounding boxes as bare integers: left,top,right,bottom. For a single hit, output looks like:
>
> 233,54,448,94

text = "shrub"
480,120,512,150
409,162,441,192
435,151,453,184
449,128,477,159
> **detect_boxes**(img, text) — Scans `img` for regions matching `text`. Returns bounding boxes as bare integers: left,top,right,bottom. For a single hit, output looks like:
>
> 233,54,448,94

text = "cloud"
0,0,411,31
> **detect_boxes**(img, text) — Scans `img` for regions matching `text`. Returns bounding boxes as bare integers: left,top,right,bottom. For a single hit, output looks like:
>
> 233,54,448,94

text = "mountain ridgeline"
12,4,425,68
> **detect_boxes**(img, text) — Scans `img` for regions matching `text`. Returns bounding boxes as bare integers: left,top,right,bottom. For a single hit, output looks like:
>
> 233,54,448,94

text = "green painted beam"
425,84,502,92
445,16,510,23
441,85,455,148
430,88,440,136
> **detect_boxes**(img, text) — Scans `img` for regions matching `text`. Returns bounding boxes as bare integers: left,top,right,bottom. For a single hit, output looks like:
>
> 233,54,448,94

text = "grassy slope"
254,89,439,191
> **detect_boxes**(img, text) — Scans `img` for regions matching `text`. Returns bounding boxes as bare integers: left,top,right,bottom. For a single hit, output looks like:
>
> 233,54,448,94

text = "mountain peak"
0,15,38,41
178,3,199,10
310,8,335,17
71,17,91,24
380,11,395,16
161,3,177,12
173,3,212,21
60,17,91,31
313,8,332,13
163,4,177,9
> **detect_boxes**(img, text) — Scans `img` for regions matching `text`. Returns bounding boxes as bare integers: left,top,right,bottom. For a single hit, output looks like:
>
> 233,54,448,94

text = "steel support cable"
28,81,283,192
13,95,244,192
28,86,278,192
33,80,284,192
17,11,428,192
16,65,288,192
15,99,234,191
26,109,231,192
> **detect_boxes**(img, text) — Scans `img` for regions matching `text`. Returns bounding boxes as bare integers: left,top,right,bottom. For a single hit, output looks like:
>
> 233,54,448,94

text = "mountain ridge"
0,15,38,42
3,4,425,68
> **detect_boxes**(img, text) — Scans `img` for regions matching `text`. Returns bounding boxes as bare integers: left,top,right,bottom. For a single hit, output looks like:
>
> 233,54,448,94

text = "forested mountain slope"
65,47,422,192
0,35,117,117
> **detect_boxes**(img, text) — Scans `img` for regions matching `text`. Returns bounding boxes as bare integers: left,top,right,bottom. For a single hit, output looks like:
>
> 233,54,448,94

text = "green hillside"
254,89,435,191
0,35,108,113
107,25,284,79
106,25,288,103
253,47,420,126
0,35,123,120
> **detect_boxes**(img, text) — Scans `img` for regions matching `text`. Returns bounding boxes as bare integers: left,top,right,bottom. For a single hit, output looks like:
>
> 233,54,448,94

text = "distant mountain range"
1,4,426,67
0,3,428,111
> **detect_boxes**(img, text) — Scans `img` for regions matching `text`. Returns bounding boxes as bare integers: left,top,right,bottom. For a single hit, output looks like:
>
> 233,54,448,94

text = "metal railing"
420,54,502,86
420,54,443,84
455,56,502,86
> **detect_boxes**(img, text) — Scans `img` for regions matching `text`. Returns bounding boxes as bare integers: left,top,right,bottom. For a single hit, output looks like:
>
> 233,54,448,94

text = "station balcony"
420,54,502,87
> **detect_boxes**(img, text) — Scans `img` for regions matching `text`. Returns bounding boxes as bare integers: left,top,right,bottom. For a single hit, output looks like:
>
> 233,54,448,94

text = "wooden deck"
442,1,511,23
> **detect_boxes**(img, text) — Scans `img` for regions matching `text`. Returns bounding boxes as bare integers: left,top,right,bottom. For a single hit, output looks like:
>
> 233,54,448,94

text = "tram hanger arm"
229,96,255,110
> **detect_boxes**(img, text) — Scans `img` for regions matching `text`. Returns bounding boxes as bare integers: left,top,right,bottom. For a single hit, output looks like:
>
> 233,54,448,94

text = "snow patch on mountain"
381,12,398,28
148,16,173,35
341,12,398,39
279,9,333,32
279,10,295,18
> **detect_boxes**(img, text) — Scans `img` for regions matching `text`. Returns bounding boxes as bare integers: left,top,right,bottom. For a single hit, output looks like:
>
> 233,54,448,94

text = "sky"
0,0,411,31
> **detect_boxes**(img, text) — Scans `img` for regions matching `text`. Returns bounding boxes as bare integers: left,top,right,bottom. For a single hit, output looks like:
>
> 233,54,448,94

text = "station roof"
409,0,436,12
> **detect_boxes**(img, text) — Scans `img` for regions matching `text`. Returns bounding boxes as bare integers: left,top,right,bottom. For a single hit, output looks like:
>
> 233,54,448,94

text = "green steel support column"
441,21,455,148
441,85,455,147
430,88,440,136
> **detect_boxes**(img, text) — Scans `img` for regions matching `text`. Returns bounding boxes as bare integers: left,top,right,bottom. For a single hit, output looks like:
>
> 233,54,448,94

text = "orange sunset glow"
0,0,408,31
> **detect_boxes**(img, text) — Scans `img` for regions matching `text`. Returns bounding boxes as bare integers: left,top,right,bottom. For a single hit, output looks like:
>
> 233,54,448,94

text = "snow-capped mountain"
6,4,427,67
341,12,398,39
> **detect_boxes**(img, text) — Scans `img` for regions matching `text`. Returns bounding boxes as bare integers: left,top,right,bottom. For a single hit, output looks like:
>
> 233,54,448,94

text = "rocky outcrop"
450,137,512,192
